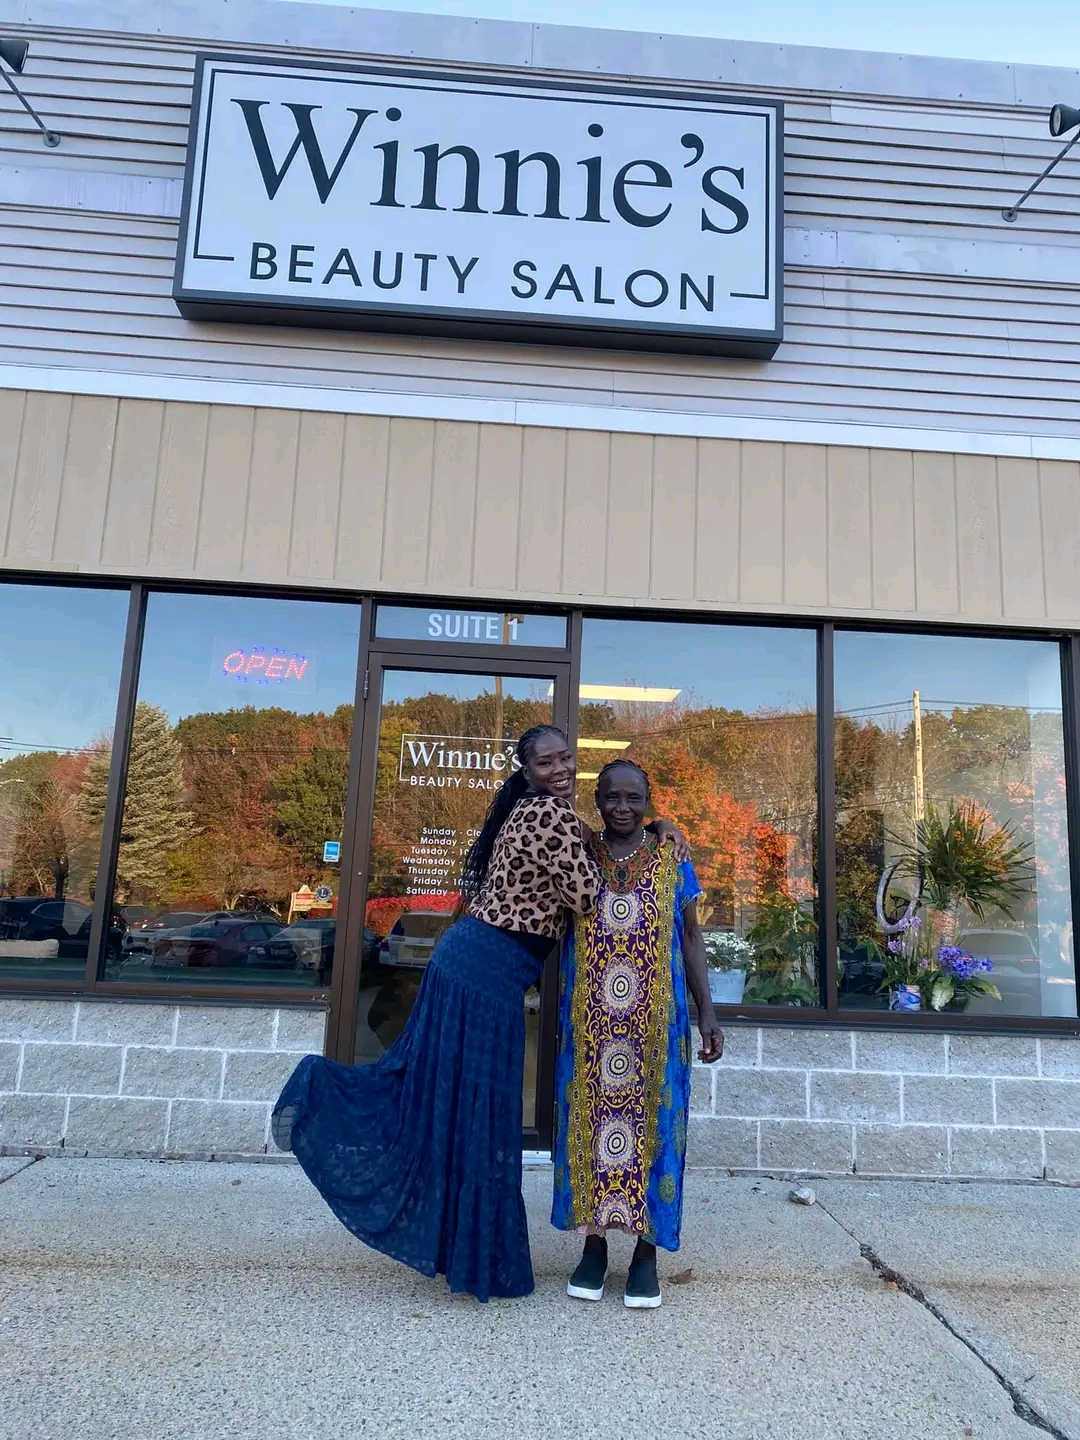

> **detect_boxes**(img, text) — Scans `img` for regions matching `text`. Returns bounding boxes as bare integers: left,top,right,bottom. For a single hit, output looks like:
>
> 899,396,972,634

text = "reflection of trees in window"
575,695,818,932
0,747,103,901
835,702,1064,952
86,702,192,905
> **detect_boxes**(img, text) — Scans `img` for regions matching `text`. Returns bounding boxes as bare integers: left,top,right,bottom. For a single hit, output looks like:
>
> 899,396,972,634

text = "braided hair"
595,757,651,795
457,723,570,904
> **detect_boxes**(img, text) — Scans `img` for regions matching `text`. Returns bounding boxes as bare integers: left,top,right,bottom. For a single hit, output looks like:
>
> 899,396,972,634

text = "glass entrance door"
345,658,570,1146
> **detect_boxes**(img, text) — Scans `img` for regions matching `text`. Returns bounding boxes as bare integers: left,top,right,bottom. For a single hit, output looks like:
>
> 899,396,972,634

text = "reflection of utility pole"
912,689,925,825
493,614,525,739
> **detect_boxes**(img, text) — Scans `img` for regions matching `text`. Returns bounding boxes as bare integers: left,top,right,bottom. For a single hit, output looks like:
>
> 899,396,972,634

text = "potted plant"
878,916,1001,1011
743,895,819,1007
702,930,752,1004
876,800,1032,1012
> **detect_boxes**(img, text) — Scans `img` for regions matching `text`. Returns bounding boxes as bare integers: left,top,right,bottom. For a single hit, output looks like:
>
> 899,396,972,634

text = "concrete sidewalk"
0,1159,1078,1440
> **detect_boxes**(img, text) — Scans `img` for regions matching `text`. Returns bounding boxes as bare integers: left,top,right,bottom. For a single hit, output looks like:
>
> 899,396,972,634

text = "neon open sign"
221,647,309,684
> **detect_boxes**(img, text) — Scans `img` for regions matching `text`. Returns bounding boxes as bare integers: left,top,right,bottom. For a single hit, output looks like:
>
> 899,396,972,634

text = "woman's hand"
698,1009,724,1064
650,819,691,862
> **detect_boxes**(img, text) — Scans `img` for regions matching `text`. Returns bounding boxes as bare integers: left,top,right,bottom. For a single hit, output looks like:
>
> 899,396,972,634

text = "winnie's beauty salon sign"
174,55,783,356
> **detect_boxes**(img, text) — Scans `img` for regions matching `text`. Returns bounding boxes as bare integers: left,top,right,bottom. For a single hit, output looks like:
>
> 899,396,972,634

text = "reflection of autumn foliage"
577,701,818,934
365,892,459,936
649,748,800,914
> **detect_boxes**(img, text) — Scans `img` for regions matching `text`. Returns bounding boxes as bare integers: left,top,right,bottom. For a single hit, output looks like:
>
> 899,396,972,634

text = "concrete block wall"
687,1026,1080,1180
3,999,1080,1178
0,1000,326,1159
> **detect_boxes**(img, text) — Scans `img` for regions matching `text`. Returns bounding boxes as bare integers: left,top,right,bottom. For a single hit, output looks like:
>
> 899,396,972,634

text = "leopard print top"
469,793,602,938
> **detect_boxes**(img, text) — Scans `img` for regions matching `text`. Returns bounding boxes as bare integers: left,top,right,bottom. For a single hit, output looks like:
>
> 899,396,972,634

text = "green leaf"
930,976,954,1011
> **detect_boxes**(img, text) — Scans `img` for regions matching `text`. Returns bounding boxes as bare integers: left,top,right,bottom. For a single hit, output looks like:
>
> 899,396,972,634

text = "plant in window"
702,931,754,971
876,915,999,1011
887,799,1034,939
743,894,818,1006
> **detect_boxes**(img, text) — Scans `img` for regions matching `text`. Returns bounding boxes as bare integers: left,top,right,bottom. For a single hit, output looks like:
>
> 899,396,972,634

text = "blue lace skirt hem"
273,916,544,1302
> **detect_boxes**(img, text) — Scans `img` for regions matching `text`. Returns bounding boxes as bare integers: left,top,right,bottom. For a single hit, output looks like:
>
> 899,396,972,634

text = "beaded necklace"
600,827,657,893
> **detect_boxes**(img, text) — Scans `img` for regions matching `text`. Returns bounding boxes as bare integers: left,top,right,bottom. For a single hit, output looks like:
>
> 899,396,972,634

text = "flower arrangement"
878,914,1000,1011
702,930,754,972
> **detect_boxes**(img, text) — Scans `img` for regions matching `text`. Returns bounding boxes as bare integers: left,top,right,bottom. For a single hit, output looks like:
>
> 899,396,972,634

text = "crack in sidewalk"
0,1156,42,1187
816,1199,1070,1440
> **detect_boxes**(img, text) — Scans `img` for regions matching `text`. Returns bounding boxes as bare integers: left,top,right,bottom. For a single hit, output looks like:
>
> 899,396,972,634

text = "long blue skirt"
272,916,544,1302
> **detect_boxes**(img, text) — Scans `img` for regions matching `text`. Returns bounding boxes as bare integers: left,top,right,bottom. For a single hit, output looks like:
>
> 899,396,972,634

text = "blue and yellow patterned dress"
551,836,701,1252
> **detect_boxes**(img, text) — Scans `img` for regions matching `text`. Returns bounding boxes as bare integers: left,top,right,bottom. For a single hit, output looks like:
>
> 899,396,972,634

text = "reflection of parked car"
122,911,208,957
0,898,94,958
960,929,1041,1016
247,919,336,971
152,918,282,969
380,912,447,968
117,904,153,928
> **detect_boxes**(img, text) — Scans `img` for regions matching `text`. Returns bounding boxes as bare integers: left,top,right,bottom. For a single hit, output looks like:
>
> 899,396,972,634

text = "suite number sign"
175,55,783,357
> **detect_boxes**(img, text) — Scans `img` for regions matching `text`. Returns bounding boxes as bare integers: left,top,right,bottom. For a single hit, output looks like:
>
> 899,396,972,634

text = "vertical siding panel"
739,440,783,606
197,405,254,576
290,411,344,581
1039,460,1080,623
913,452,959,614
996,457,1045,621
428,420,478,594
149,402,208,573
52,395,117,569
7,392,71,563
100,399,163,570
695,438,740,604
517,428,565,597
381,417,435,589
562,430,609,598
783,443,828,608
650,435,696,601
827,446,872,609
242,408,299,581
869,449,916,612
472,424,521,594
0,390,25,557
955,454,1002,618
605,433,652,599
336,414,390,586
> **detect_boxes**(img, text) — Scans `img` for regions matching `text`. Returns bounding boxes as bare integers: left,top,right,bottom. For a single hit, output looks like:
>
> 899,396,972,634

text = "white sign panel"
175,55,783,357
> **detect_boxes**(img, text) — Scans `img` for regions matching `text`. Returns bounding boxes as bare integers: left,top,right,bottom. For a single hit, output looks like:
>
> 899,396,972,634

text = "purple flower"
887,939,901,954
974,956,993,974
937,945,981,981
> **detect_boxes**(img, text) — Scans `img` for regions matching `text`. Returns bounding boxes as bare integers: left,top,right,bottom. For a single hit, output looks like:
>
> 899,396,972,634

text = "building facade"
1,0,1080,1178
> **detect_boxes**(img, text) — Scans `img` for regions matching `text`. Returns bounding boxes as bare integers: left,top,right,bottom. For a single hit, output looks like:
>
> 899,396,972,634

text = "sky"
286,0,1080,69
0,590,1065,758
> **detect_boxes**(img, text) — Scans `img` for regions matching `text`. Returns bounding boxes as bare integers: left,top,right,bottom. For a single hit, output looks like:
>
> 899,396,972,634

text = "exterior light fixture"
0,39,61,148
1002,103,1080,221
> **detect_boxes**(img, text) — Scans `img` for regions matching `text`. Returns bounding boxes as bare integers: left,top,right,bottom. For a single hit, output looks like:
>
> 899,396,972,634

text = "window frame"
0,570,1076,1038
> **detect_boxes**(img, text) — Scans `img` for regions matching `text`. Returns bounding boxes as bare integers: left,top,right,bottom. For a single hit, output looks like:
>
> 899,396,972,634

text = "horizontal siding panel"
0,32,1076,444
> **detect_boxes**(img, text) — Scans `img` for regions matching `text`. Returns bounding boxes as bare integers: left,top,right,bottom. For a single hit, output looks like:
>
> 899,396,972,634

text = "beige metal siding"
5,389,1079,627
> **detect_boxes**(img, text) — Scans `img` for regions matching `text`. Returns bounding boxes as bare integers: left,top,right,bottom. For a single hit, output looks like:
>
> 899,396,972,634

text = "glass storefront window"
835,631,1075,1018
0,584,129,981
103,592,361,989
375,604,567,648
579,619,819,1008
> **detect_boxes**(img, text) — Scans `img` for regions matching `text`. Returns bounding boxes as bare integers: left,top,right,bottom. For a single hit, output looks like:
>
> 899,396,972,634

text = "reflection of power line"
836,700,1059,717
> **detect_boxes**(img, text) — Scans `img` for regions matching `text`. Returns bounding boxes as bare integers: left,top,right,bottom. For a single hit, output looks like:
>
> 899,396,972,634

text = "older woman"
552,758,724,1309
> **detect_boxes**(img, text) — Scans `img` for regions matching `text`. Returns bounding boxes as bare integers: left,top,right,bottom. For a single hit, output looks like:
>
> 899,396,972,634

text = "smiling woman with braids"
274,724,672,1303
553,757,724,1309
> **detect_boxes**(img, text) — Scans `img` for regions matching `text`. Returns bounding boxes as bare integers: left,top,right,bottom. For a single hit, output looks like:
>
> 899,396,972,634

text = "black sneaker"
624,1254,662,1309
566,1246,607,1302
